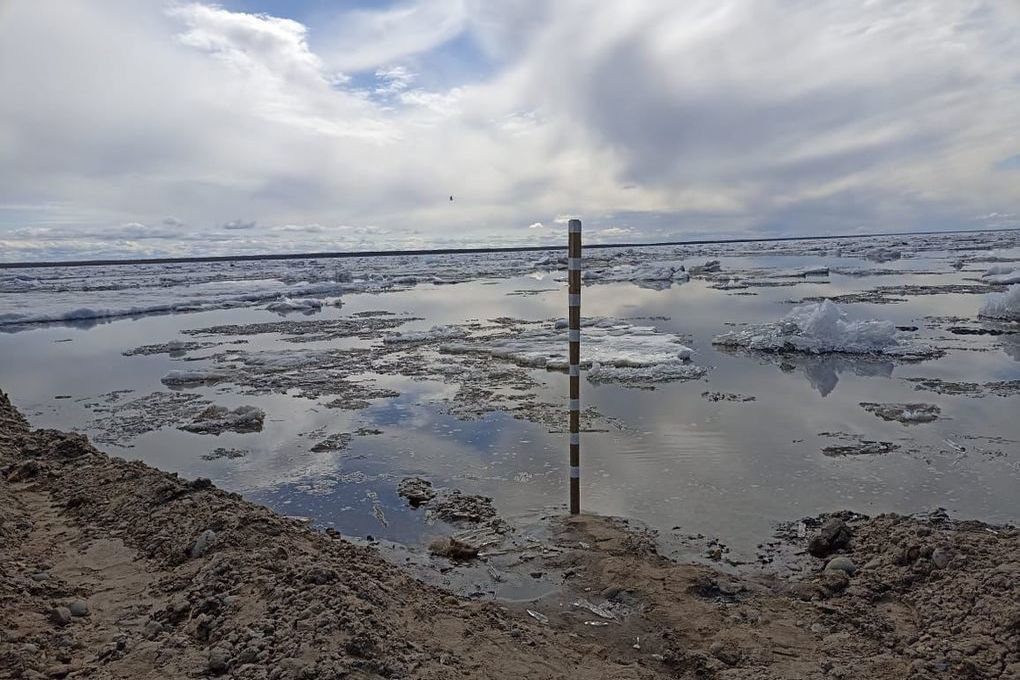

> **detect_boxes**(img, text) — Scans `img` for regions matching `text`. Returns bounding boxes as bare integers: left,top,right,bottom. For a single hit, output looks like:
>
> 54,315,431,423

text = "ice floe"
783,266,830,277
0,281,353,328
265,298,325,314
979,285,1020,321
863,247,902,262
713,301,894,354
982,264,1015,278
598,263,689,284
382,325,469,344
859,402,940,424
904,376,1020,398
161,369,228,387
4,229,1019,332
441,318,704,384
179,404,265,434
712,301,940,360
984,272,1020,285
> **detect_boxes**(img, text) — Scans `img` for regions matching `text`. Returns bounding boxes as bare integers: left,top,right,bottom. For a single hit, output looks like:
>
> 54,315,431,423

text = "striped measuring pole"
567,218,582,514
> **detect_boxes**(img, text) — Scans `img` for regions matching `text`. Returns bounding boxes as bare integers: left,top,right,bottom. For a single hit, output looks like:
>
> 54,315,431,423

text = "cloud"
221,219,256,230
374,66,416,96
0,0,1018,261
597,227,633,237
315,0,469,72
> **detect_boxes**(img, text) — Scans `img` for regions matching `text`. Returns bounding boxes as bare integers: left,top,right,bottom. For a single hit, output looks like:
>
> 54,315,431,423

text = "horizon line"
2,225,1018,270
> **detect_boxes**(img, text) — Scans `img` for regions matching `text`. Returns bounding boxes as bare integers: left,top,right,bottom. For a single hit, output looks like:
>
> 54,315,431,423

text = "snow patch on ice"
979,285,1020,321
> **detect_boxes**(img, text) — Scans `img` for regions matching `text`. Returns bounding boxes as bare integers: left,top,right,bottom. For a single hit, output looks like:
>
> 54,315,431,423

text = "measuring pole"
568,219,581,514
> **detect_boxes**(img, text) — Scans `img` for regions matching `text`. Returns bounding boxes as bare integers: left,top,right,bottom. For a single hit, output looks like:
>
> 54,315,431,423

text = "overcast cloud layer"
1,0,1018,261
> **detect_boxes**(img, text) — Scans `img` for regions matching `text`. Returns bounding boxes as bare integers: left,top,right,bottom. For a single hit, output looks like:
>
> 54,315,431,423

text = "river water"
2,233,1018,565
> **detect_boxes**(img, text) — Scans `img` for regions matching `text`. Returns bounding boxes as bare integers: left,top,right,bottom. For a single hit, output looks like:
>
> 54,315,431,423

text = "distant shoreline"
2,225,1017,270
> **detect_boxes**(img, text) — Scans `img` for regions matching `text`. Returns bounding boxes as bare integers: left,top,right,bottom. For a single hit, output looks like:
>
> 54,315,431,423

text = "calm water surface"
1,247,1018,561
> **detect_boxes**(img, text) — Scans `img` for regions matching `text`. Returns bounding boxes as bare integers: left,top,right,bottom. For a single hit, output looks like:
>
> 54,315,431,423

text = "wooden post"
568,218,581,514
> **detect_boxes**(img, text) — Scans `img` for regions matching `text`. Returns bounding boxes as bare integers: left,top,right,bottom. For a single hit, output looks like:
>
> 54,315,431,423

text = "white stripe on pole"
568,221,581,233
569,398,580,411
569,466,581,478
568,257,581,270
570,432,580,445
569,294,581,306
568,329,580,342
569,365,579,377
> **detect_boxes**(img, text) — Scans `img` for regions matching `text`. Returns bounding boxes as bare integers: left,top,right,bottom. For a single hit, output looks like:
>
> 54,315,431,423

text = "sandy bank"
0,388,1017,679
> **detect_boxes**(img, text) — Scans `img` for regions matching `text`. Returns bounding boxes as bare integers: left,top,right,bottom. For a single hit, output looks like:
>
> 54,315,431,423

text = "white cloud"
315,0,469,72
0,0,1018,261
374,66,416,96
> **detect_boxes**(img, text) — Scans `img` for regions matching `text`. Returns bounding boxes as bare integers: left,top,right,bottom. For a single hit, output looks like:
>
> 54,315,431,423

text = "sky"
0,0,1018,262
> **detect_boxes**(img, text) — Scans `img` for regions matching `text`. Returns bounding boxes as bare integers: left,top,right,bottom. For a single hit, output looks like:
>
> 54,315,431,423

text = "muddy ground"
0,388,1017,679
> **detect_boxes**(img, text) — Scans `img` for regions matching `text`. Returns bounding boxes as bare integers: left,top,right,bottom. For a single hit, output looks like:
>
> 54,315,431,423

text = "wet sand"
1,387,1017,679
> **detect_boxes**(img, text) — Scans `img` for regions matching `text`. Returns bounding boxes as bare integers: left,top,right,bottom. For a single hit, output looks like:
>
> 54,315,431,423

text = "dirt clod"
808,517,852,556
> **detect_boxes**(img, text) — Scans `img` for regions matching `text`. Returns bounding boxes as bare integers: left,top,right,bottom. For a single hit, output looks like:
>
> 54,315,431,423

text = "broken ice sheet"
265,297,326,314
859,402,940,424
820,433,900,457
440,317,705,386
179,404,265,435
86,392,206,445
904,377,1020,398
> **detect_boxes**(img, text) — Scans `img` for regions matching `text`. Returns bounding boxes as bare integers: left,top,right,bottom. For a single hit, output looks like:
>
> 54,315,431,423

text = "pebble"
931,548,950,569
824,556,857,576
143,620,164,639
68,600,89,617
49,607,72,627
428,536,478,560
208,647,230,674
234,647,258,665
717,580,742,596
189,529,217,558
808,518,852,557
30,572,50,582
